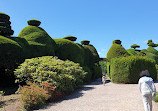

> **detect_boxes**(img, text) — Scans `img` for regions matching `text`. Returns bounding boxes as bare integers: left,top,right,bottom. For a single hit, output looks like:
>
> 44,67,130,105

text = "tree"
131,44,140,49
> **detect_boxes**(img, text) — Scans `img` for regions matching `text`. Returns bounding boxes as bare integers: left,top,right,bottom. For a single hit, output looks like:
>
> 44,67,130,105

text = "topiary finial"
112,40,122,44
63,35,77,41
81,40,90,45
27,19,41,26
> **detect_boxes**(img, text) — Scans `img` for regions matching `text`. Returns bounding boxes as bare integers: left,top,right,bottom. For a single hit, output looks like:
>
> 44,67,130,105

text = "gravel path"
37,78,158,111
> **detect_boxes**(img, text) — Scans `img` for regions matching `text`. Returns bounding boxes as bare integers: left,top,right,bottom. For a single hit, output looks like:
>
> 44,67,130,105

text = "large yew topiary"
110,56,157,83
107,44,130,61
0,13,14,37
54,39,85,66
18,25,56,57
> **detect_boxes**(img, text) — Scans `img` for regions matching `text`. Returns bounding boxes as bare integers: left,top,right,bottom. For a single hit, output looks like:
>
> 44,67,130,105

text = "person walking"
102,75,106,86
138,70,157,111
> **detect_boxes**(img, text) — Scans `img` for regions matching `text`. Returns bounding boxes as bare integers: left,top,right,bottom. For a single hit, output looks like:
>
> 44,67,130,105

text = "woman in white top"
138,70,156,111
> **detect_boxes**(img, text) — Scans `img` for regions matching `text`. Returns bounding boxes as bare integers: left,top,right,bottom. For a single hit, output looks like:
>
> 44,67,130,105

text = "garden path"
37,78,158,111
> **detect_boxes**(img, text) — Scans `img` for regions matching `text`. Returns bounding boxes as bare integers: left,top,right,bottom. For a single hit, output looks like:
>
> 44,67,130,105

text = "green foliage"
84,45,100,63
0,13,13,36
0,13,10,20
81,40,90,45
20,82,50,110
99,61,107,74
147,40,152,44
54,39,85,66
63,35,77,41
93,63,102,79
112,40,121,44
148,42,157,47
18,26,56,57
127,49,144,56
131,44,140,49
156,65,158,80
107,44,130,61
14,56,87,92
141,49,158,64
27,19,41,26
147,46,158,55
110,56,157,83
154,93,158,102
107,62,111,78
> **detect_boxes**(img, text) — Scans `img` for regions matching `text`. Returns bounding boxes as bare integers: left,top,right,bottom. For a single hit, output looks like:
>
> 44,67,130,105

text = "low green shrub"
27,19,41,26
110,56,157,83
63,35,77,41
14,56,87,92
20,82,50,110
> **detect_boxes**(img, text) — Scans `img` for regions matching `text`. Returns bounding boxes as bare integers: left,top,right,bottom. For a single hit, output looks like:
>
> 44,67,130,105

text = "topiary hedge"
54,39,85,66
18,26,56,57
14,56,87,92
27,19,41,27
107,44,130,61
0,35,24,86
0,13,14,37
63,35,77,42
110,56,157,83
112,40,121,44
147,46,158,55
81,40,90,45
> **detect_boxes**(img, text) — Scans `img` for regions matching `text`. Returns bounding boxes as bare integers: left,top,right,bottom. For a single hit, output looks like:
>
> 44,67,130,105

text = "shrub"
93,63,102,79
147,40,152,45
27,19,41,26
107,44,130,61
84,45,100,63
18,26,56,57
107,62,111,78
141,49,158,64
127,49,144,56
147,46,158,55
99,61,107,74
14,56,87,93
110,56,157,83
81,40,90,45
0,13,10,20
131,44,140,49
20,82,50,110
148,42,157,47
112,40,121,44
63,35,77,41
154,93,158,102
0,13,13,37
54,39,85,66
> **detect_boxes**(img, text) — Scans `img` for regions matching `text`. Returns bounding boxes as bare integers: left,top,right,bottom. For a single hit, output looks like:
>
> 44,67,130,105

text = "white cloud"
98,52,101,55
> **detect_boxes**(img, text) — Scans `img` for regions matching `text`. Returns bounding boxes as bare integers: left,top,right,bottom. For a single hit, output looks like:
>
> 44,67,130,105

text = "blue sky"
1,0,158,57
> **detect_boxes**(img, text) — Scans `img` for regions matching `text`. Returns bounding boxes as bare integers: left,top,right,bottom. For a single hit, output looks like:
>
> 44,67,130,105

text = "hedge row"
0,17,101,86
110,56,157,83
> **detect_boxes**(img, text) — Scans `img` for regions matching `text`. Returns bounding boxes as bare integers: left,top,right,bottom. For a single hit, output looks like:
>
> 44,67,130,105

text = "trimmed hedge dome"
18,26,56,57
112,40,121,44
27,19,41,27
110,56,157,83
107,44,130,61
54,39,85,66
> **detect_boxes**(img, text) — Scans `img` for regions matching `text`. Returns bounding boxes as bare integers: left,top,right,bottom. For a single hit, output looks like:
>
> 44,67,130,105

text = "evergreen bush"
54,39,85,66
14,56,87,92
107,44,130,61
18,26,56,57
0,13,10,20
110,56,157,83
147,46,158,55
